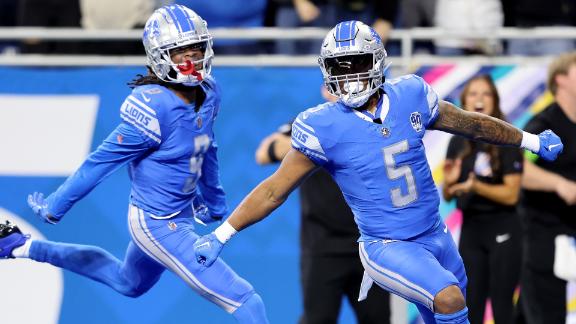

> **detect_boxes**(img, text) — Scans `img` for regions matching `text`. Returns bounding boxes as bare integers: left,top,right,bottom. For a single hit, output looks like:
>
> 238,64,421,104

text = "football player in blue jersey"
193,21,564,324
0,5,268,323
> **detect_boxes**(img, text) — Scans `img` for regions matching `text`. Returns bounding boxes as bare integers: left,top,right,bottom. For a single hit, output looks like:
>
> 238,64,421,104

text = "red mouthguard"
177,60,203,81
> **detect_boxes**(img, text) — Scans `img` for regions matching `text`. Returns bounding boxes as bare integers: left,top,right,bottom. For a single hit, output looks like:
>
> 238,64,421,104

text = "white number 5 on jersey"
382,140,418,207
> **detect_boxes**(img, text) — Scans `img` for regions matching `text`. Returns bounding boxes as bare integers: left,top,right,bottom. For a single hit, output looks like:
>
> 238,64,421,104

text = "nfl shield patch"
168,221,178,231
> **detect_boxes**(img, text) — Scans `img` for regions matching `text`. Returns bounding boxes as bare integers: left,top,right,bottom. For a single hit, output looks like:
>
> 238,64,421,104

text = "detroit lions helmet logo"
369,28,382,45
410,112,423,132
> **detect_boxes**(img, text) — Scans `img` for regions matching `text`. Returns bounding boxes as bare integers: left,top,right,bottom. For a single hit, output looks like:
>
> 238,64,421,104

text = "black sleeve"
446,135,465,160
500,147,524,175
523,114,548,134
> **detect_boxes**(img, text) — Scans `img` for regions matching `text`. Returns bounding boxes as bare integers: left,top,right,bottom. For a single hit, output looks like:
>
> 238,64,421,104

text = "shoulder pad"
131,84,169,106
298,102,334,124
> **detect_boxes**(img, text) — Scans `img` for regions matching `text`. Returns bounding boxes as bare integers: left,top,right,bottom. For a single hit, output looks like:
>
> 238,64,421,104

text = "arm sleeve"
197,139,228,217
47,123,154,218
291,115,329,166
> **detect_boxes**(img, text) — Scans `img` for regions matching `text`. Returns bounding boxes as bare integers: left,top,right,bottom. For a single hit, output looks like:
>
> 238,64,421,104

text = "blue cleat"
0,221,28,259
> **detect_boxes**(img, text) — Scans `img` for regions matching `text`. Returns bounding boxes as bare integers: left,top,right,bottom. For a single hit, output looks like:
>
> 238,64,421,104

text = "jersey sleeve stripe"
121,114,161,143
292,122,326,154
127,95,157,116
425,84,440,125
292,140,328,161
294,117,315,133
120,100,162,143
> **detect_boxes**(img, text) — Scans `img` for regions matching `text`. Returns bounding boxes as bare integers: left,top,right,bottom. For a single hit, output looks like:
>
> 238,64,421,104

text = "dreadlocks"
127,68,206,111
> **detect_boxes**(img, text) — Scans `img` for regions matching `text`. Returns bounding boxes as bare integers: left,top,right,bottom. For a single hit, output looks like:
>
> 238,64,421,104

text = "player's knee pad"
434,306,469,324
232,293,269,324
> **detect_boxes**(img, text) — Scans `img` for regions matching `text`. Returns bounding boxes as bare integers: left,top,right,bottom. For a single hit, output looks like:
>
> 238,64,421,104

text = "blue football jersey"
292,75,440,240
47,76,227,218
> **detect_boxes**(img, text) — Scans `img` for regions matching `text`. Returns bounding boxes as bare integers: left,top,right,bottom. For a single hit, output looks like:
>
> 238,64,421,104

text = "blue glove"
27,192,60,224
193,233,223,267
537,130,563,162
192,196,222,226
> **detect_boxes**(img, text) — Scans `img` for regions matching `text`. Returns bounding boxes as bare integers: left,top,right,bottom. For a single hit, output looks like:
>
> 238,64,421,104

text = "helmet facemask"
321,52,385,108
143,5,214,87
162,40,213,85
318,21,387,108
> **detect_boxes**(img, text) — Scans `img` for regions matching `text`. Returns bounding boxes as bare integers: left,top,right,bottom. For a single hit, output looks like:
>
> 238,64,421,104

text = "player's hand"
192,196,222,226
193,233,223,267
537,130,563,162
27,192,60,224
193,207,222,226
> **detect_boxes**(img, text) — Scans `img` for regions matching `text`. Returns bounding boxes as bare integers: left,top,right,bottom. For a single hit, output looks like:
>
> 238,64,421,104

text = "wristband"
214,221,237,244
520,131,540,153
267,140,280,163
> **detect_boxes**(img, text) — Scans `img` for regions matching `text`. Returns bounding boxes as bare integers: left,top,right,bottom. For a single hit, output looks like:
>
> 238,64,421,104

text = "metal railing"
0,26,574,69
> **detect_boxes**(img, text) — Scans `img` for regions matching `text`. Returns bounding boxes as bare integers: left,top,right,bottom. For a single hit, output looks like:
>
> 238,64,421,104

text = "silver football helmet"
319,21,387,108
143,5,213,86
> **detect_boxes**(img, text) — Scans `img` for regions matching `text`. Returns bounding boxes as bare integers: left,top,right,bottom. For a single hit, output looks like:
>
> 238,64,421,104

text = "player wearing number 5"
0,5,268,323
193,21,563,324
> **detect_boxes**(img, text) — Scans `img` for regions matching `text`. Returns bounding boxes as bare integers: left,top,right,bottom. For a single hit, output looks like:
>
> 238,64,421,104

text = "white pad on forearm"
520,131,540,153
214,221,237,244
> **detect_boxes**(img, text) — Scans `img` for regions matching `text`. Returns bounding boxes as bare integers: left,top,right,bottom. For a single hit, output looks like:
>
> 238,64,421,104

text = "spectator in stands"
507,0,576,55
442,75,523,324
79,0,159,55
0,0,19,54
273,0,335,55
518,51,576,324
434,0,503,56
178,0,268,54
273,0,399,55
17,0,83,54
398,0,436,54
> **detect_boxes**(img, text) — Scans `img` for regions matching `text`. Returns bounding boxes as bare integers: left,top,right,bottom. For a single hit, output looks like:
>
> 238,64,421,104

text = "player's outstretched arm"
432,100,563,161
194,149,318,266
27,123,155,224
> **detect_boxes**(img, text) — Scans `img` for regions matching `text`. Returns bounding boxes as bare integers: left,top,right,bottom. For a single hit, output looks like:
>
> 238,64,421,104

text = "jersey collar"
353,93,390,123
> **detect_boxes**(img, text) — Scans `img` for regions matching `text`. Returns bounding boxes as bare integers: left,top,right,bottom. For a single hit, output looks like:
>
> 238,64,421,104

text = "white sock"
11,237,32,258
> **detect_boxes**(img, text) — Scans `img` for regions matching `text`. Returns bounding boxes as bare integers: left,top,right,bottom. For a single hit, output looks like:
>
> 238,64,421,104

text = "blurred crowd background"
0,0,574,56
